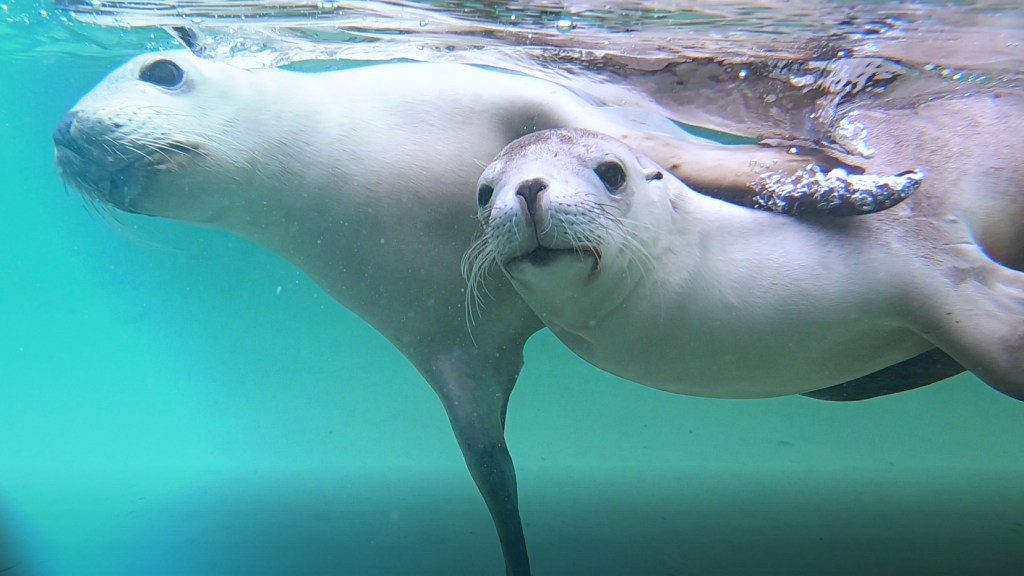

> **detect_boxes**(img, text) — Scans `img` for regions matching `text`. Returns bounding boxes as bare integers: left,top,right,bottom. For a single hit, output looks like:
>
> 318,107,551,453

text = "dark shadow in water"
0,500,31,576
121,469,1024,576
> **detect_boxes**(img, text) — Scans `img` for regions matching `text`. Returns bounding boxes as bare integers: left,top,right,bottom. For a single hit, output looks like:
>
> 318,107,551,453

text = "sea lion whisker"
172,127,234,149
107,135,158,165
130,134,200,156
462,231,501,328
598,216,658,278
158,126,239,160
538,216,556,237
100,136,136,163
620,233,656,283
559,216,589,258
122,134,177,164
78,193,134,237
593,204,658,234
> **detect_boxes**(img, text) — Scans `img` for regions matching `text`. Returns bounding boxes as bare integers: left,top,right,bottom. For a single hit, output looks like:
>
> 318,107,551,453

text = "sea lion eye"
595,161,626,192
140,59,185,89
477,183,494,208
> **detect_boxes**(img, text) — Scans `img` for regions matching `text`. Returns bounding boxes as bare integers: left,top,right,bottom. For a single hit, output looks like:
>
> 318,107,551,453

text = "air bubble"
737,69,748,80
555,18,576,33
418,18,428,27
789,74,816,88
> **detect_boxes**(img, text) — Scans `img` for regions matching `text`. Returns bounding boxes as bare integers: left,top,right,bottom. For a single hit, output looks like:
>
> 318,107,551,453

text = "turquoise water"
2,10,1024,576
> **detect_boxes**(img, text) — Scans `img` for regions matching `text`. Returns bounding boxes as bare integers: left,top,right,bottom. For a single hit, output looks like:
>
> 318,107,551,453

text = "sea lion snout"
52,111,79,152
515,178,548,217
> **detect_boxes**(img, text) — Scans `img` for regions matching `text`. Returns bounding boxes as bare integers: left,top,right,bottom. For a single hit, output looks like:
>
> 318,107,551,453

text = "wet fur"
478,123,1024,400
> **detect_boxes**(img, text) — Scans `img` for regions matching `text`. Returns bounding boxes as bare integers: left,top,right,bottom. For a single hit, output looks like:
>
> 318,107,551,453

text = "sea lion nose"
53,111,79,148
515,178,547,217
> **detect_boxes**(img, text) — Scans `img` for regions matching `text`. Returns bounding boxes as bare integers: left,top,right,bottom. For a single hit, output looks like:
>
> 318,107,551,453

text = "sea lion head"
53,50,265,224
466,128,673,328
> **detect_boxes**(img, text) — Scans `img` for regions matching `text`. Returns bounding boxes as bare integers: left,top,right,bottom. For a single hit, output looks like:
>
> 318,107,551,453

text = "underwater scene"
1,1,1023,574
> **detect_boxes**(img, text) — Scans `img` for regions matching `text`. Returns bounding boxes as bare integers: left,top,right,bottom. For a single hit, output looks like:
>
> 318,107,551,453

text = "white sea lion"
469,123,1024,401
51,50,921,575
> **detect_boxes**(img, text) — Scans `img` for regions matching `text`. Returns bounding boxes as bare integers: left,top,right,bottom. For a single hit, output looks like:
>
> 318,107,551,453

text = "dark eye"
140,59,185,89
477,183,494,208
595,161,626,192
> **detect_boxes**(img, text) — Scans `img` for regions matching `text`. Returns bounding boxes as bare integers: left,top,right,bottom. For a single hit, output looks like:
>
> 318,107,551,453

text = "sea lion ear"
644,168,664,182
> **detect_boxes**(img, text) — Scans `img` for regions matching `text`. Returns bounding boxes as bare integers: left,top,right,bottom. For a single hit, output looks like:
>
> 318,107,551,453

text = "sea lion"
51,50,918,575
469,125,1024,400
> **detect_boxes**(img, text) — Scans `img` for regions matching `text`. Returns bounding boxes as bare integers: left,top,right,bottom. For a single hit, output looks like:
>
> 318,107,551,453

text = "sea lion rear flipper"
801,348,964,402
919,247,1024,400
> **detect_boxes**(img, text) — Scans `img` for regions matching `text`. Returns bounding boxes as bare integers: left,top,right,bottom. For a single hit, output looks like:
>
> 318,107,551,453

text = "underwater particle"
38,8,48,19
1,5,8,14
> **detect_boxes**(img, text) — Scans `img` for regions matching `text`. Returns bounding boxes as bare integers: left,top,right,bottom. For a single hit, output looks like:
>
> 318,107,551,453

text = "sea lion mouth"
55,132,197,214
55,144,146,213
509,245,601,269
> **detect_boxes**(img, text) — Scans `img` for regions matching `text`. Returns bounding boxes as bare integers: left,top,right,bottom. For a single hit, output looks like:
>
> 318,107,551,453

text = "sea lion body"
53,51,859,575
53,50,980,575
552,192,928,398
472,120,1024,400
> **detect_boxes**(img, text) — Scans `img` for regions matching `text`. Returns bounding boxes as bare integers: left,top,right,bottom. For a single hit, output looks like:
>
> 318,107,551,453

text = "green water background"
1,22,1023,576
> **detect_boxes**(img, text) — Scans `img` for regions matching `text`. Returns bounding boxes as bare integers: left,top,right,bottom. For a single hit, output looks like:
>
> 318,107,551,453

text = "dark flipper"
168,27,200,52
802,348,964,402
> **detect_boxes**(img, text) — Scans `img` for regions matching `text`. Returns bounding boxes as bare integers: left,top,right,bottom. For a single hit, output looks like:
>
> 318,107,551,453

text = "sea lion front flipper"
417,346,533,574
751,164,923,217
631,132,920,217
801,348,964,402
